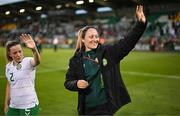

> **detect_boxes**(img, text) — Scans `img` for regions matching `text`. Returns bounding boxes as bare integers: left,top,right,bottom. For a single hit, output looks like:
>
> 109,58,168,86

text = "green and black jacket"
64,21,147,115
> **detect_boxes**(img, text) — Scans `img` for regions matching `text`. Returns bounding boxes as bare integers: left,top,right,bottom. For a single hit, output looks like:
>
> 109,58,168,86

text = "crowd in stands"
0,12,180,52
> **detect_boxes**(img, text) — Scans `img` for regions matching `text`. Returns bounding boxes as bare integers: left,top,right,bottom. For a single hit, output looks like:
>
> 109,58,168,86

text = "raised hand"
136,5,146,23
19,34,36,50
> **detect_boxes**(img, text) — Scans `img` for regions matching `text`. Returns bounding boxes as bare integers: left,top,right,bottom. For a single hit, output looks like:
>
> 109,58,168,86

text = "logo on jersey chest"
16,63,22,70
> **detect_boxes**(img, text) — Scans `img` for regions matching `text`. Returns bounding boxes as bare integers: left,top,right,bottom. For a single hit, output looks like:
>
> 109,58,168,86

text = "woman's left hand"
20,34,36,50
136,5,146,23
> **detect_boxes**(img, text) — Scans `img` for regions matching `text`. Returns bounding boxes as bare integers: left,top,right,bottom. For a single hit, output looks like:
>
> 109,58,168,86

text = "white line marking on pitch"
1,69,180,80
122,71,180,79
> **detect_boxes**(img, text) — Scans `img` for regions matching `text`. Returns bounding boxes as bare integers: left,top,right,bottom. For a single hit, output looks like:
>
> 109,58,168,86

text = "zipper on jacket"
100,73,104,88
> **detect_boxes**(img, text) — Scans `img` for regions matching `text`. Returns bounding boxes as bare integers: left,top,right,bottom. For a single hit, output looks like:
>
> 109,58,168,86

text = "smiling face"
82,28,99,51
9,44,23,64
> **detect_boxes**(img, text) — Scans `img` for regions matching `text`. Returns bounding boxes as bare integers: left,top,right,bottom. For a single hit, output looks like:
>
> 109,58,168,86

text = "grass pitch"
0,47,180,116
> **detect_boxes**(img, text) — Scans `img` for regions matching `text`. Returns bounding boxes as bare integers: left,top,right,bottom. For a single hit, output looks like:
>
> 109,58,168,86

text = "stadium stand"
0,0,180,51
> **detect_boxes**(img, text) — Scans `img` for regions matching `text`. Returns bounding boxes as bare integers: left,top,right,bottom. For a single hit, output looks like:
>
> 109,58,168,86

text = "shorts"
6,105,39,116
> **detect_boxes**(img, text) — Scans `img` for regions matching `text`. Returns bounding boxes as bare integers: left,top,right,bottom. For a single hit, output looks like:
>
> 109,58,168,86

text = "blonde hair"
75,26,98,52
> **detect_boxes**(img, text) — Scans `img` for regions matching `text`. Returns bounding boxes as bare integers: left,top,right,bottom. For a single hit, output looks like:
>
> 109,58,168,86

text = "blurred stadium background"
0,0,180,115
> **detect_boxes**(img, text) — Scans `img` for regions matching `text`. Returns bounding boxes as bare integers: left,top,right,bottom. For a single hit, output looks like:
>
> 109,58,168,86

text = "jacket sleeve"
107,21,147,63
64,58,79,91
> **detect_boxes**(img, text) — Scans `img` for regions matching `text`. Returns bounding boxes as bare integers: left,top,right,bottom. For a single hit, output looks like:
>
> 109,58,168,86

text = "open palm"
20,34,36,49
136,5,146,23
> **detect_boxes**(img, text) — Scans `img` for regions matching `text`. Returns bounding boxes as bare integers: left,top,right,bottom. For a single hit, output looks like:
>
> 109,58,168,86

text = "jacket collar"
75,44,103,56
74,44,106,62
